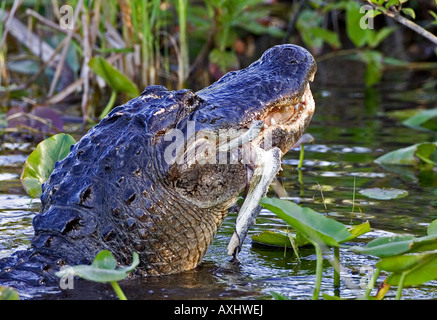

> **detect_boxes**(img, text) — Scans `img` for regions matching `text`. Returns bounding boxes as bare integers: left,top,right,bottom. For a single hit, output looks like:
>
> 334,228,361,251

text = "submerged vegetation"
1,0,437,300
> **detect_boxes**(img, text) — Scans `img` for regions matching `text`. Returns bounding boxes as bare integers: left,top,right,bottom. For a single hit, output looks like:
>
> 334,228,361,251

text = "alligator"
0,44,316,294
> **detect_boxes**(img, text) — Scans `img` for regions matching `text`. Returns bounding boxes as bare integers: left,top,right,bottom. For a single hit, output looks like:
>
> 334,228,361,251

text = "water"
1,57,437,300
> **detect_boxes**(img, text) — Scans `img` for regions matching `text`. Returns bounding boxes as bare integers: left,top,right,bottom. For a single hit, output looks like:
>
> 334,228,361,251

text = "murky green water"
1,57,437,300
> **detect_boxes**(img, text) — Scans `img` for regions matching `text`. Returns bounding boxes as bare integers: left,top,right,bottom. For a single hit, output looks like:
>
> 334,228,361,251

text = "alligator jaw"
254,81,315,153
227,76,316,258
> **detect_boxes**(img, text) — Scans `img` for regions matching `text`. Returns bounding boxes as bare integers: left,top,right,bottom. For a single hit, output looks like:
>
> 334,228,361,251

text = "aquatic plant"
20,133,76,198
256,196,437,300
351,220,437,300
259,197,370,300
56,250,139,300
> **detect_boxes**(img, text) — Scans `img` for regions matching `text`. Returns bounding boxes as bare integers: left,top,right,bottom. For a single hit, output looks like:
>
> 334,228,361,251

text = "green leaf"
346,1,367,48
252,221,371,249
375,142,437,166
385,0,400,7
381,250,437,286
402,108,437,131
351,234,437,258
20,133,76,198
252,231,292,248
350,235,415,258
368,26,396,48
347,221,372,240
56,250,139,283
369,0,385,5
91,250,118,270
309,27,341,49
401,8,416,19
427,219,437,236
260,198,352,247
377,251,433,273
0,286,19,300
359,187,408,200
89,57,139,98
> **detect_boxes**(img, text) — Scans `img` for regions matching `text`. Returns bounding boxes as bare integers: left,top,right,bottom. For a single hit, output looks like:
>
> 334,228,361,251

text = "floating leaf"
402,108,437,131
359,187,408,200
89,57,139,98
375,142,437,166
260,197,352,247
56,250,139,283
20,133,76,198
252,221,371,249
252,231,292,248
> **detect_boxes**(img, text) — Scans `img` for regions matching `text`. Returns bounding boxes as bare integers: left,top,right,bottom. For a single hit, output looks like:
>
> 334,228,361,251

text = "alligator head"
0,44,316,291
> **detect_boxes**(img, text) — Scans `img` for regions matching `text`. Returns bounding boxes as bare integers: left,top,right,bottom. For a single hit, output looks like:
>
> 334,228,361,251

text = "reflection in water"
1,59,437,299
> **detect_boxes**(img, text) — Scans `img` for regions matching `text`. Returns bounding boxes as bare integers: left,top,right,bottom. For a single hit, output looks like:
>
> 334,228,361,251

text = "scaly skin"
0,44,316,293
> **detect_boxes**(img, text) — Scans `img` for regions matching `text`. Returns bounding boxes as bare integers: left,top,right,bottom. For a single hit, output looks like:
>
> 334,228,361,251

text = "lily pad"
375,142,437,166
252,230,292,248
359,187,408,200
252,221,371,249
20,133,76,198
402,108,437,131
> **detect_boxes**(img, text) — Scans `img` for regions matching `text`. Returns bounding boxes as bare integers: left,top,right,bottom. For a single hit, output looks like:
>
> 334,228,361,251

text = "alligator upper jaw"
251,80,315,154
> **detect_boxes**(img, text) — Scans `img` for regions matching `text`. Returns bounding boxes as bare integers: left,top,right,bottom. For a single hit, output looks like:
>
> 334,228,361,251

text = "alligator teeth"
270,118,277,126
263,123,269,129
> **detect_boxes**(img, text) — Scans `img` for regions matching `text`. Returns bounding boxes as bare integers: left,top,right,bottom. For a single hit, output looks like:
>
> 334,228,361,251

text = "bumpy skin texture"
0,44,316,291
